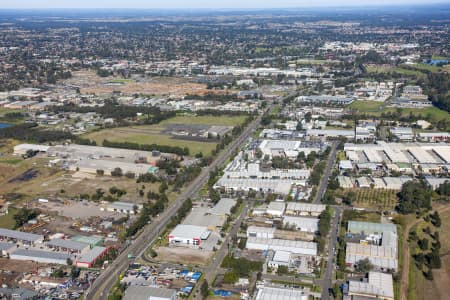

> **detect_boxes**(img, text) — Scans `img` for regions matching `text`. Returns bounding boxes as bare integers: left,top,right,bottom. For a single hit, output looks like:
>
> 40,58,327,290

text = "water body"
0,123,12,129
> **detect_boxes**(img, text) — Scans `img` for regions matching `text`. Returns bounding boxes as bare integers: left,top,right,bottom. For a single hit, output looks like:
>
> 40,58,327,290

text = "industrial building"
0,242,15,256
255,286,310,300
266,201,286,217
247,226,275,239
123,286,177,300
346,272,394,300
182,207,225,231
101,201,143,215
285,202,326,217
0,228,44,245
214,177,298,195
13,144,50,156
207,198,237,216
346,222,398,271
246,237,317,256
283,216,318,233
46,238,90,254
75,246,108,268
168,225,210,246
9,249,72,265
258,139,303,158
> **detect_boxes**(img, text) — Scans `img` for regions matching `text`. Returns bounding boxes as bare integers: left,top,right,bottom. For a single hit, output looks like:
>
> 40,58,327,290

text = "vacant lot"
84,115,246,156
66,71,218,97
154,246,214,266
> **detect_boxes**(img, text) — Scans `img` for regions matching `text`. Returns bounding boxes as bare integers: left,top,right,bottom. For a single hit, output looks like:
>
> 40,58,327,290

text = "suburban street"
86,107,267,300
193,204,250,300
313,140,338,204
320,206,343,300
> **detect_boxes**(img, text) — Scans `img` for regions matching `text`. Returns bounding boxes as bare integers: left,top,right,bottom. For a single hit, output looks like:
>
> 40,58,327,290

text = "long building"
346,272,394,300
0,228,44,245
345,221,398,271
246,237,317,256
9,249,72,265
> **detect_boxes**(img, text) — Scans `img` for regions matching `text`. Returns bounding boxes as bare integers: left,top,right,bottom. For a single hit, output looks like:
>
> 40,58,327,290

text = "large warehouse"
9,249,72,265
123,286,177,300
246,237,317,256
0,228,44,245
283,216,318,233
168,225,210,246
347,272,394,300
346,221,398,271
255,286,309,300
285,203,326,217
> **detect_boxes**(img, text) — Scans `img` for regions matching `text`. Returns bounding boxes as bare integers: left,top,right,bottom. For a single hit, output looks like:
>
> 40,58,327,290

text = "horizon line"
1,2,449,10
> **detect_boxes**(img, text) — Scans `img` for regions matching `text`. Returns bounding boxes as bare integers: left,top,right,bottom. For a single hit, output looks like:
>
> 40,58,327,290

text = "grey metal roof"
0,242,15,251
348,221,397,235
0,288,38,300
11,249,71,261
0,228,43,243
78,246,107,263
123,286,177,300
47,238,90,251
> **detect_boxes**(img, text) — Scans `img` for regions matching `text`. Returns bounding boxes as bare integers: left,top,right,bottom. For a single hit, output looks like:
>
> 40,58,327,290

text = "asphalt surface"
85,111,265,300
193,204,250,300
320,206,343,300
313,141,338,204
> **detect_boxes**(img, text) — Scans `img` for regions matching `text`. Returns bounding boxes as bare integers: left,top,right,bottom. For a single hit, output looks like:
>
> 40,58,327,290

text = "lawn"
84,115,247,156
366,65,426,78
160,115,247,127
349,100,384,113
0,206,18,229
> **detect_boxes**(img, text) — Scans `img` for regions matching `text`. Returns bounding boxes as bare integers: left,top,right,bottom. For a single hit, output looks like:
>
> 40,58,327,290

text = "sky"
1,0,448,9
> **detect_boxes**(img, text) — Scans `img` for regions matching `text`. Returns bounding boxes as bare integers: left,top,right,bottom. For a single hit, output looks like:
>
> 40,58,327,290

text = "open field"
349,100,384,113
365,65,426,78
0,206,18,229
154,246,214,266
0,154,166,203
65,70,220,97
84,115,246,156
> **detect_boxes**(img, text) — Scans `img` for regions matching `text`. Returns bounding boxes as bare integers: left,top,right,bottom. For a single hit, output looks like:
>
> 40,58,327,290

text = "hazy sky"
1,0,448,9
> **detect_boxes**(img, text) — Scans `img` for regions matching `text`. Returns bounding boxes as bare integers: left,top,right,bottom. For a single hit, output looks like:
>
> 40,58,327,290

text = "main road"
313,141,338,204
85,105,272,300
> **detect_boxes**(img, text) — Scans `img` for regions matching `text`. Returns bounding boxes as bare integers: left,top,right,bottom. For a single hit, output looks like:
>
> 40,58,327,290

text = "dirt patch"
155,246,213,266
0,258,40,286
8,168,39,183
66,71,218,97
433,255,450,299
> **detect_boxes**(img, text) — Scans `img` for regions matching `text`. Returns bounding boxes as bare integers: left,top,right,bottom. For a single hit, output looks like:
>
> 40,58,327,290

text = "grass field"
84,115,247,156
0,206,18,229
349,100,384,113
341,188,398,210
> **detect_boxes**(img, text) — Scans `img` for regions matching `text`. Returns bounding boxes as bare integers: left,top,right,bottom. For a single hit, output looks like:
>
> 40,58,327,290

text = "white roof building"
255,286,309,300
283,216,319,233
348,272,394,300
266,201,286,217
246,237,317,256
285,202,326,216
247,226,275,239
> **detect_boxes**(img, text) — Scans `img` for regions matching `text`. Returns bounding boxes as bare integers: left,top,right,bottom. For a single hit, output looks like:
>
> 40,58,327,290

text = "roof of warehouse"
11,249,72,261
286,202,326,213
273,250,291,263
256,286,309,300
182,207,224,228
77,246,107,263
0,242,15,251
349,272,394,299
123,286,176,300
283,216,319,228
0,228,43,242
267,201,286,212
247,237,317,250
71,235,103,245
208,198,236,215
47,238,90,251
170,224,209,239
348,221,397,235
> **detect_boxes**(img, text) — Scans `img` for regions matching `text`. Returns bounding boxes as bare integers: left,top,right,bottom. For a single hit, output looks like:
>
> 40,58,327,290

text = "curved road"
85,109,267,300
